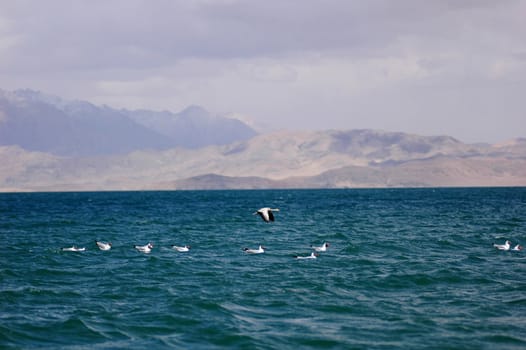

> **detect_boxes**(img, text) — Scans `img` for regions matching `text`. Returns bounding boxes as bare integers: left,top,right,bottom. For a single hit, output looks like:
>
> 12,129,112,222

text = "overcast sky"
1,0,525,143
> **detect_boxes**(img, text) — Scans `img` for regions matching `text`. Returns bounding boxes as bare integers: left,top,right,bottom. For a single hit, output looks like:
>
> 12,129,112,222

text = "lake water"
1,188,525,349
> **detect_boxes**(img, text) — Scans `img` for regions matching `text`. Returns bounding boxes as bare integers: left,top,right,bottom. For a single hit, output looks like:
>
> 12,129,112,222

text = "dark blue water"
1,188,525,349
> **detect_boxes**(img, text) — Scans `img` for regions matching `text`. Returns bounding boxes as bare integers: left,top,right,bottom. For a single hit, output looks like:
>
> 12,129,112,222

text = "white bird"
134,242,154,253
294,252,318,259
61,246,86,252
172,245,191,252
95,241,112,251
493,240,511,251
243,245,266,254
253,207,279,222
512,244,523,251
311,242,330,252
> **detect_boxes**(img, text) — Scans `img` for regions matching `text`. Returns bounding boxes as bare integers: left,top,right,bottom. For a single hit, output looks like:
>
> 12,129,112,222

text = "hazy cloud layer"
1,0,525,142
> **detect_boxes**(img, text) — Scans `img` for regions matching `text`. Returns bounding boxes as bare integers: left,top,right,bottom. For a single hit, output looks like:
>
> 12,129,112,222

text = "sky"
1,0,525,143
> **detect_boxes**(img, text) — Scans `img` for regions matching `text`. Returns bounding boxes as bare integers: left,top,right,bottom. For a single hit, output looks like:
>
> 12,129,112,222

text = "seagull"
95,241,112,251
172,245,191,252
311,242,330,252
294,252,319,259
493,240,511,251
253,207,280,222
243,245,266,254
134,242,154,253
512,244,523,251
61,246,86,252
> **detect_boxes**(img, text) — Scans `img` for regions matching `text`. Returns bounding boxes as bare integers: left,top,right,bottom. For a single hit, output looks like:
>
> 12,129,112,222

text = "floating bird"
243,245,266,254
311,242,330,252
95,241,112,251
61,246,86,252
493,240,511,251
134,242,154,253
294,252,319,259
172,245,191,252
512,244,523,251
254,207,279,222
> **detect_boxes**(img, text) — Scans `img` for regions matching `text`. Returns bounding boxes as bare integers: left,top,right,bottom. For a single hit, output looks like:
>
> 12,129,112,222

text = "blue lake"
1,188,525,349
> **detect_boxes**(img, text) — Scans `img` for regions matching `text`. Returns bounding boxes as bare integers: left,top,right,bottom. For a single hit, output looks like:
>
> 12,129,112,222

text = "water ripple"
1,188,525,349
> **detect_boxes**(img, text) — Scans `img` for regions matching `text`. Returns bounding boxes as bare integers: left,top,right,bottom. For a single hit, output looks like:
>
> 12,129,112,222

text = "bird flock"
60,207,330,260
60,206,523,257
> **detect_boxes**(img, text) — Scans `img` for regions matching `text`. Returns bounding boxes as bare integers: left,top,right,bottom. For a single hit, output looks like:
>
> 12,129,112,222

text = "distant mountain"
0,89,173,156
1,129,525,191
124,105,258,149
169,155,526,190
0,89,258,156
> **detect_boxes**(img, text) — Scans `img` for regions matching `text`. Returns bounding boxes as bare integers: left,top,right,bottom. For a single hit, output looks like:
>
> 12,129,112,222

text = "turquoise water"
1,188,525,349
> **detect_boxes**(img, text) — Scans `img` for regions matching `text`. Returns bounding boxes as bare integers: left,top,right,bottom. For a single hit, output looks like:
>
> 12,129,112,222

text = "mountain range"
0,89,257,156
0,89,525,191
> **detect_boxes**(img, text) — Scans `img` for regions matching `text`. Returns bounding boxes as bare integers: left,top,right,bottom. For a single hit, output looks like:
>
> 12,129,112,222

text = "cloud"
248,62,298,82
0,110,7,123
1,0,525,142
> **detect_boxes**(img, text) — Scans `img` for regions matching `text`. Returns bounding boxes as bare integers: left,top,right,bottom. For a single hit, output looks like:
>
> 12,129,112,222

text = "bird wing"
258,210,270,222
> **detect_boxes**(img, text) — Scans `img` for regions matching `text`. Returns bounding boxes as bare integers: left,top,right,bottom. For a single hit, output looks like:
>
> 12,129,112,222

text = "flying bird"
254,207,280,222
